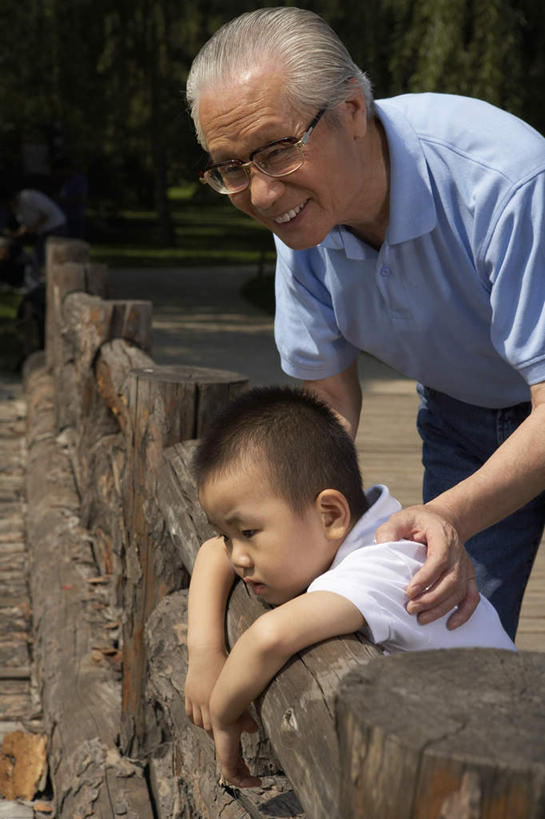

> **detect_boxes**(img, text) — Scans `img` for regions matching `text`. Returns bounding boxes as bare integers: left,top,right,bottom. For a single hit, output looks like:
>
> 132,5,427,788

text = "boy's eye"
242,529,256,539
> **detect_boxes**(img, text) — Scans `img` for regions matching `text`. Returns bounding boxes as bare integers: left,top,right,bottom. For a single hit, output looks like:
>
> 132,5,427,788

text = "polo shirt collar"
318,97,436,256
330,484,402,569
376,98,437,245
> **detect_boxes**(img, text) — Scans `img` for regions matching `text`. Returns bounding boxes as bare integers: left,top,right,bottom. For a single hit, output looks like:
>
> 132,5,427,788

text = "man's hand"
185,646,227,733
375,505,480,629
211,710,260,788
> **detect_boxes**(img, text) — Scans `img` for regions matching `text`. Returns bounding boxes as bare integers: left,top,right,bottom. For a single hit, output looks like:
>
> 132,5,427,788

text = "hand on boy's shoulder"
374,504,479,629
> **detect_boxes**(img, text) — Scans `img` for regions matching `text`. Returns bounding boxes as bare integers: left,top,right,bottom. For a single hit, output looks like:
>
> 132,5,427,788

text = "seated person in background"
0,184,66,275
186,386,515,788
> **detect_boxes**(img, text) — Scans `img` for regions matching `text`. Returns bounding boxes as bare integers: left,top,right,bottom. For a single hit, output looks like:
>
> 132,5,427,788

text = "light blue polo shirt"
274,93,545,408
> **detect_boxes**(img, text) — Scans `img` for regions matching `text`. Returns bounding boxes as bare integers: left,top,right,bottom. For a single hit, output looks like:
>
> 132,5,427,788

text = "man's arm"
304,358,362,438
209,591,364,787
377,381,545,627
185,536,236,732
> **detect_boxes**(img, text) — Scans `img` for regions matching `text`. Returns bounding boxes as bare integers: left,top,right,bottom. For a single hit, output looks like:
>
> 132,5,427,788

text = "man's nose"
248,168,285,210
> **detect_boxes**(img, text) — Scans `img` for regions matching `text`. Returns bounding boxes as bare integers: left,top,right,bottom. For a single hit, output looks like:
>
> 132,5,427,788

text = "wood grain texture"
121,366,247,756
337,649,545,819
24,360,154,818
44,237,91,372
146,591,304,819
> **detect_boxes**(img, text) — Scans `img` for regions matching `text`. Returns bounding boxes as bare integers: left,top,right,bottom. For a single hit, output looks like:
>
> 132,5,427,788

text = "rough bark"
336,650,545,819
60,291,152,439
77,339,155,598
44,237,91,372
121,366,248,757
45,259,109,433
146,591,304,819
24,361,154,818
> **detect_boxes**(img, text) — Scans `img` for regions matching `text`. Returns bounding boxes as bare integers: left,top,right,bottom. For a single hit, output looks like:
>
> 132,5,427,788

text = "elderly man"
185,7,545,641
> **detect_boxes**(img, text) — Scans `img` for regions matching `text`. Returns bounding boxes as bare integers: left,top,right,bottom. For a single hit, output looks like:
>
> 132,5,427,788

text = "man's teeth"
274,202,306,224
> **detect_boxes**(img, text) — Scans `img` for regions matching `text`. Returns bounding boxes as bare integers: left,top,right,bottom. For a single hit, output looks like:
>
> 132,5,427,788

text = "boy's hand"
212,711,260,788
207,592,364,787
185,646,227,733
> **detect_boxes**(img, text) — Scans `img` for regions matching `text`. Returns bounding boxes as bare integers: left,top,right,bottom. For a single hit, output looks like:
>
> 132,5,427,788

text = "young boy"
185,387,515,788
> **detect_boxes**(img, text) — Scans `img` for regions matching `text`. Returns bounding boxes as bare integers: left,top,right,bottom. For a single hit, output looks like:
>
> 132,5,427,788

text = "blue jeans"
417,385,545,640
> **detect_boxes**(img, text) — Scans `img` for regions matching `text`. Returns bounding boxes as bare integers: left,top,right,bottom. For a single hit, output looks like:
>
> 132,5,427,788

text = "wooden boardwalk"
0,377,51,816
355,371,544,651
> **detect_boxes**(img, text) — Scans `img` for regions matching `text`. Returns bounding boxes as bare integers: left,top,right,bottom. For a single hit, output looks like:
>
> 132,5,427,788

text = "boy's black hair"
194,386,368,520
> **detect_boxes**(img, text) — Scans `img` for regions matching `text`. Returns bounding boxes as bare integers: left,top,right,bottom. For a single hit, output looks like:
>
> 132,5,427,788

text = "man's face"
198,68,373,250
199,462,336,605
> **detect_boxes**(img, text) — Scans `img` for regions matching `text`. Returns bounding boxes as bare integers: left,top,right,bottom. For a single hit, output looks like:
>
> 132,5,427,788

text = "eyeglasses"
200,108,326,195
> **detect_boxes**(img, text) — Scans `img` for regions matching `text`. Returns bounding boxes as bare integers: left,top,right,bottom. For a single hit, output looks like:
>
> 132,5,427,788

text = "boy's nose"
231,542,253,570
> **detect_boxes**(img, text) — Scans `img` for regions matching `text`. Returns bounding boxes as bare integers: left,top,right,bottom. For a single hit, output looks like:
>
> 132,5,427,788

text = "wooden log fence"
23,237,545,818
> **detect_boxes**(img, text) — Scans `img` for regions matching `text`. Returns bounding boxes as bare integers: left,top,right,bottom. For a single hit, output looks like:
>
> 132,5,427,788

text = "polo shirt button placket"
378,265,393,314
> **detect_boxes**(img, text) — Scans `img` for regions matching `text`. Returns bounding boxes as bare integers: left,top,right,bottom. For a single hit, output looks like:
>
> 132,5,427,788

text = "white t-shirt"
15,189,66,233
307,485,516,654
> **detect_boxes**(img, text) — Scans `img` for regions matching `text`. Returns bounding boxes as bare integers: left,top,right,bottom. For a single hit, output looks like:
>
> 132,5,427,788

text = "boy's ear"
315,489,352,541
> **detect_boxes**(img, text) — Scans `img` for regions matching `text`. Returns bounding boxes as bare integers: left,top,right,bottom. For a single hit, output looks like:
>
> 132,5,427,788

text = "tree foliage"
1,0,543,224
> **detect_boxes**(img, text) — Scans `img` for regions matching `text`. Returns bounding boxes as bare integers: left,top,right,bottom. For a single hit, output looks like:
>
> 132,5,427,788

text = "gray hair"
186,7,374,148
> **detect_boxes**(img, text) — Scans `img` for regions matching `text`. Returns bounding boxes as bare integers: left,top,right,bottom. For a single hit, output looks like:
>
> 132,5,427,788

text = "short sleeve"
274,238,360,380
485,172,545,386
307,542,515,653
307,542,423,649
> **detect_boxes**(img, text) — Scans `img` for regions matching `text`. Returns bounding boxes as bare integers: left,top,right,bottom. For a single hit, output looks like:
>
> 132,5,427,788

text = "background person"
1,184,67,277
186,7,545,640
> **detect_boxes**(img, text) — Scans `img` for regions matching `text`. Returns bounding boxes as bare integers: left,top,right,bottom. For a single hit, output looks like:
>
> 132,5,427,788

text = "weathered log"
156,440,383,819
96,338,154,435
156,440,207,573
60,291,152,437
77,340,155,594
146,590,304,819
24,360,154,817
44,237,90,372
45,235,89,269
336,649,545,819
46,262,109,431
121,365,248,757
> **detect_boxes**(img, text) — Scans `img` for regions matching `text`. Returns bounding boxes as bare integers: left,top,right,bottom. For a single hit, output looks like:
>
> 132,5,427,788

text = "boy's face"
199,463,339,605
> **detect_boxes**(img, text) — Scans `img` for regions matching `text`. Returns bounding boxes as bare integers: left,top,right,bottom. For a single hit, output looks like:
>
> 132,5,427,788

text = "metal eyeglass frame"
199,108,326,194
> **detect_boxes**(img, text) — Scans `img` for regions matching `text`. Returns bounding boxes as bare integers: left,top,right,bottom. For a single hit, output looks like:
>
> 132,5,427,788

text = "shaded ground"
107,264,414,391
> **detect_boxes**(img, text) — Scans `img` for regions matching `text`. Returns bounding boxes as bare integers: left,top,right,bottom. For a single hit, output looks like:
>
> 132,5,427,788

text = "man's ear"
315,489,352,541
339,82,368,139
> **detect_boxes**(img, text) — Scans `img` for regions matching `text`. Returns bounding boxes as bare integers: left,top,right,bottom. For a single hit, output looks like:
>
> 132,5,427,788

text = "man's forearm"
305,358,362,439
426,401,545,543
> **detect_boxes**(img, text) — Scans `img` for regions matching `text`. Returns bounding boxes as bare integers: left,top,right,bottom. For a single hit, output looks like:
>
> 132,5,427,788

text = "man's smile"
273,200,308,224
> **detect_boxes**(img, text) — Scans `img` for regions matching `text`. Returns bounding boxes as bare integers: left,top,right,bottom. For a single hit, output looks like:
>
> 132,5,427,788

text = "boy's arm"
185,536,236,732
209,591,364,787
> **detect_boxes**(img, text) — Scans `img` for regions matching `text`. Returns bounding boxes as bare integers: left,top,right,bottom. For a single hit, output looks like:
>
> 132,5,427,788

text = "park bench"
23,237,545,818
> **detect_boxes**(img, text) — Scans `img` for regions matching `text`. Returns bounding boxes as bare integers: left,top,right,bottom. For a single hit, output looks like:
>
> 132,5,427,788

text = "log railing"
24,237,545,818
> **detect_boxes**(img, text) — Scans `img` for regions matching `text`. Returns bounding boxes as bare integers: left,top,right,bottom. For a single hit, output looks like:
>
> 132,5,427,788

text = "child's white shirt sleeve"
307,510,516,654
